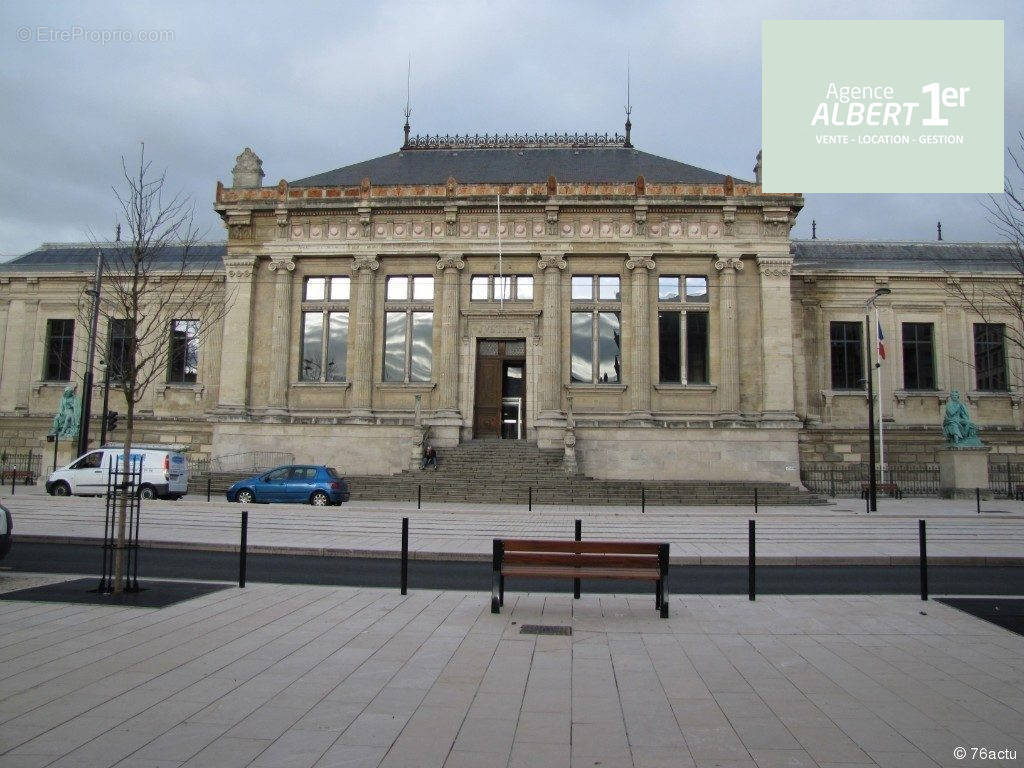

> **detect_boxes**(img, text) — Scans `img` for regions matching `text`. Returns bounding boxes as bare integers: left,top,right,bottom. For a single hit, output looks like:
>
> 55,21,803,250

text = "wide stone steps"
191,440,825,506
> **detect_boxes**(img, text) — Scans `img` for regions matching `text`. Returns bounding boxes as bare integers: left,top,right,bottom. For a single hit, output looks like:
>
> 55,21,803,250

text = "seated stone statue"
942,389,983,447
50,386,81,439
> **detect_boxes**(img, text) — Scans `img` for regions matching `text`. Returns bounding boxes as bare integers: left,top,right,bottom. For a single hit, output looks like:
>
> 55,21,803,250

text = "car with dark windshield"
226,465,350,506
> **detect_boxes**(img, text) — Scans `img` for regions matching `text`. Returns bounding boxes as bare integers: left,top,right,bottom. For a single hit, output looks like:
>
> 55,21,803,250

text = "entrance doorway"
473,339,527,438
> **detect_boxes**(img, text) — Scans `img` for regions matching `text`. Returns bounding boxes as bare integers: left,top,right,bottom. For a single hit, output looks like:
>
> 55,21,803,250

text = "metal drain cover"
519,624,572,636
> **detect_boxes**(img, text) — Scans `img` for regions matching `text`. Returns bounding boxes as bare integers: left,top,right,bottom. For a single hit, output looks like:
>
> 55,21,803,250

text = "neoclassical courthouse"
0,128,1021,484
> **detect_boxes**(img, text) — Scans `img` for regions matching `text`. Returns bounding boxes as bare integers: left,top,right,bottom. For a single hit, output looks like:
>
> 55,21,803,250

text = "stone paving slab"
5,485,1024,564
0,572,1022,767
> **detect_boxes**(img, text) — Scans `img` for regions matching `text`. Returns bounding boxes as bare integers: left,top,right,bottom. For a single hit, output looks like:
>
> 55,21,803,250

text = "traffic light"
105,410,118,432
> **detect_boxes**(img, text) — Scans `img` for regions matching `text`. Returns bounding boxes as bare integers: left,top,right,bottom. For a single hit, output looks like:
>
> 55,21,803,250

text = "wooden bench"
491,539,670,618
860,482,902,499
0,468,36,485
1014,483,1024,501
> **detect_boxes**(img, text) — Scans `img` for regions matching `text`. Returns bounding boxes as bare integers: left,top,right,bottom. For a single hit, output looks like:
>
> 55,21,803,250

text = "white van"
45,445,189,500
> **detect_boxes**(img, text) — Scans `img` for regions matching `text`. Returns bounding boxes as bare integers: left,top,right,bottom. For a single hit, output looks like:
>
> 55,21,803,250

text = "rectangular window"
410,312,433,381
570,312,594,383
304,277,326,301
685,276,709,302
469,275,533,301
383,312,407,382
598,276,621,300
830,321,863,390
571,275,593,300
516,276,533,300
495,276,512,301
412,276,434,300
330,277,350,300
300,312,324,381
167,320,199,384
44,319,74,381
108,319,134,384
471,276,488,300
902,322,935,391
658,312,681,382
658,277,680,301
386,276,408,300
975,323,1007,391
326,312,348,382
597,312,621,383
686,312,709,384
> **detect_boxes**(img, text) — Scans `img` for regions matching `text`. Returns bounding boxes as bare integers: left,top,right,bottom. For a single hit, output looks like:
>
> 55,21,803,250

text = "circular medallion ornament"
291,225,303,238
620,224,632,236
498,224,507,236
394,224,405,236
708,224,720,236
347,226,358,237
650,224,662,236
461,224,471,235
413,223,424,236
328,224,340,238
581,224,592,236
688,224,701,237
309,225,322,238
515,223,526,236
600,223,612,237
433,224,444,236
534,223,545,235
376,225,386,236
669,223,681,236
478,223,490,236
562,223,573,236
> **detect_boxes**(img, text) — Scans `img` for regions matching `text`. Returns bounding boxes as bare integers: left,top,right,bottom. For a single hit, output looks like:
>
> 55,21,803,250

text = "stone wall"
799,426,1024,466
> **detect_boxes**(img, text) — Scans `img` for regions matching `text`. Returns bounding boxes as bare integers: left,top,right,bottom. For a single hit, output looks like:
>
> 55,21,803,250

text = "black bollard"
919,519,928,601
754,488,758,515
206,476,211,502
26,449,32,485
239,510,248,588
401,517,409,595
10,457,15,495
528,486,532,512
641,486,646,514
574,518,581,600
417,484,421,510
748,519,756,601
976,487,981,514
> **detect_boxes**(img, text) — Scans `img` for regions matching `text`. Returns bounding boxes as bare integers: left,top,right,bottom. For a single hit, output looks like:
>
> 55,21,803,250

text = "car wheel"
236,489,254,504
52,481,71,497
310,491,330,506
138,485,157,500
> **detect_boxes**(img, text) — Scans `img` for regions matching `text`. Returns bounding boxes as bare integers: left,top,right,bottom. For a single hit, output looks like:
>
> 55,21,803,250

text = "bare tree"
82,145,229,593
943,132,1024,390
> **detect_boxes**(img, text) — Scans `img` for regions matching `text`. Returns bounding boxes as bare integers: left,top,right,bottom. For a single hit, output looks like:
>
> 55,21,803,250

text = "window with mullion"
384,275,434,382
570,274,621,384
167,319,199,384
901,322,935,391
830,321,863,390
470,274,533,301
44,319,74,381
657,275,710,385
974,323,1007,391
300,276,350,382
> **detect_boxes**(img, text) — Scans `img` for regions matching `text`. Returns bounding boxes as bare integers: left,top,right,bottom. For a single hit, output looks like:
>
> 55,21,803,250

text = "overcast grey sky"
1,0,1021,257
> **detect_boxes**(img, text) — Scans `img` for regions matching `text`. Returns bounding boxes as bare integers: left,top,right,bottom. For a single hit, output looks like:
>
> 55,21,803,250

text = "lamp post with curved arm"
864,287,892,512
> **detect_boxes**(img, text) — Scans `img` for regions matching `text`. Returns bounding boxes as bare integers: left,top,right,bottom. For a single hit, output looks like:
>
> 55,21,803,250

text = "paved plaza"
4,484,1024,564
0,572,1022,768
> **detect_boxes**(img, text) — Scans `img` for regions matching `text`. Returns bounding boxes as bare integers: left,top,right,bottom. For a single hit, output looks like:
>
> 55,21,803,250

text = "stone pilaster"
535,251,567,449
433,253,465,445
714,256,744,414
756,254,796,417
625,252,655,418
349,254,380,418
265,256,295,414
0,298,34,414
216,256,257,414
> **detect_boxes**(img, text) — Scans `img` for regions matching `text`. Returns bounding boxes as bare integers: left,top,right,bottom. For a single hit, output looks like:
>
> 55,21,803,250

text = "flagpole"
875,305,885,484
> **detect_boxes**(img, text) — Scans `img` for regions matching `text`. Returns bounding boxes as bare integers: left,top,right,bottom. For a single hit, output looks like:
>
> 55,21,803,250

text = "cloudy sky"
1,0,1021,257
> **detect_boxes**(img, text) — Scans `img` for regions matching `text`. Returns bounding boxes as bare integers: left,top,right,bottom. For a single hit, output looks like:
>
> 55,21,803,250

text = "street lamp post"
864,287,892,512
77,247,103,456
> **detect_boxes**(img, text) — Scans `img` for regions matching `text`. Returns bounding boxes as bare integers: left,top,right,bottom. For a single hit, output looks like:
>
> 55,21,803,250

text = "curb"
12,534,1024,566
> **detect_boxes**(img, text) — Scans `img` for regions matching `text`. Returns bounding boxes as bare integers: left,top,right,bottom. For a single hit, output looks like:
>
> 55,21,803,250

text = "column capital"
714,256,744,273
756,255,793,278
267,256,296,273
625,252,656,271
223,255,257,280
351,254,380,274
538,252,566,271
436,254,466,271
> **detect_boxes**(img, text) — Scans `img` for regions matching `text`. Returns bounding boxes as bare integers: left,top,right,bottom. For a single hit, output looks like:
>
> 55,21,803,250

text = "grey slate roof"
0,242,226,272
791,240,1019,273
290,147,736,187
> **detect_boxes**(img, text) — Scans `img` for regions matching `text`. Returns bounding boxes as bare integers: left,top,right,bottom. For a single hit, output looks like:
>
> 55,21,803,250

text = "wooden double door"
473,339,527,438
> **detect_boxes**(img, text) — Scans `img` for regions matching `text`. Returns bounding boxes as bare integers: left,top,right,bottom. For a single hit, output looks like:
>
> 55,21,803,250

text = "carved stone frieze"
223,256,257,280
756,256,793,278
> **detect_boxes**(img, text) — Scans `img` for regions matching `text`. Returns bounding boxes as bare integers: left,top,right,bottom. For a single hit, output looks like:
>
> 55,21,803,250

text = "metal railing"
207,450,295,474
801,462,940,497
0,450,42,483
988,460,1024,497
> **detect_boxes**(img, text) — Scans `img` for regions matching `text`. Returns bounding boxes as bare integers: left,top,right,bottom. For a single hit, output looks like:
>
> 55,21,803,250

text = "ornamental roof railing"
402,132,629,150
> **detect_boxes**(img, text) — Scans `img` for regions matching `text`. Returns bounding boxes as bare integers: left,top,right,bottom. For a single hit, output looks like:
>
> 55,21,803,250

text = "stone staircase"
346,439,824,506
191,439,825,506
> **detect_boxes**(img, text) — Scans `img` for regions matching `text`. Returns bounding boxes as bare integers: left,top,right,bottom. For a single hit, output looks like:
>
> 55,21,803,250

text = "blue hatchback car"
226,465,350,506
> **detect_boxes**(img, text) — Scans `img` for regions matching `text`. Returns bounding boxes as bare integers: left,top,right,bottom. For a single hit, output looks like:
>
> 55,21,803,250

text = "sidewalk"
1,573,1022,768
5,484,1024,565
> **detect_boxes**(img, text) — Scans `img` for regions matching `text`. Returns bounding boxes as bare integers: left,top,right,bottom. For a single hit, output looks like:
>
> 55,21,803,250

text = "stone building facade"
1,134,1021,482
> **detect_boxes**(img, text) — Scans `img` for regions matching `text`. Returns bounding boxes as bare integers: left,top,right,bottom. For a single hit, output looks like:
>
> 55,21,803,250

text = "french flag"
877,322,886,361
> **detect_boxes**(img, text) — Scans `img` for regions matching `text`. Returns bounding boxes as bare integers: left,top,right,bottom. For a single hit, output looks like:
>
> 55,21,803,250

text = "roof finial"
403,55,412,149
624,54,633,148
937,221,943,241
811,220,817,240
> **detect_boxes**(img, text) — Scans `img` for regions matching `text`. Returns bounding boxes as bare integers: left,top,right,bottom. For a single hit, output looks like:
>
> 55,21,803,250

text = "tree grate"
519,624,572,636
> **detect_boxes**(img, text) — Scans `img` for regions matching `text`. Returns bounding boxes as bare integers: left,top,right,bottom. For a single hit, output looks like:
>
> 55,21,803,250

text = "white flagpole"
875,305,885,483
497,194,503,310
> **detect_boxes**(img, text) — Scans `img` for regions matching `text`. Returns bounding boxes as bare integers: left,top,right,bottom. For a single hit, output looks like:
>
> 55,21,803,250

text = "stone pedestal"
938,446,991,499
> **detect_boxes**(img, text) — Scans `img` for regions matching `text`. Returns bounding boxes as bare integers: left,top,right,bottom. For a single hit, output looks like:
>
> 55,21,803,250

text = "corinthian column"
714,255,743,414
266,256,295,414
535,251,567,449
434,254,465,444
217,255,257,413
625,252,655,418
349,254,379,418
756,254,796,417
